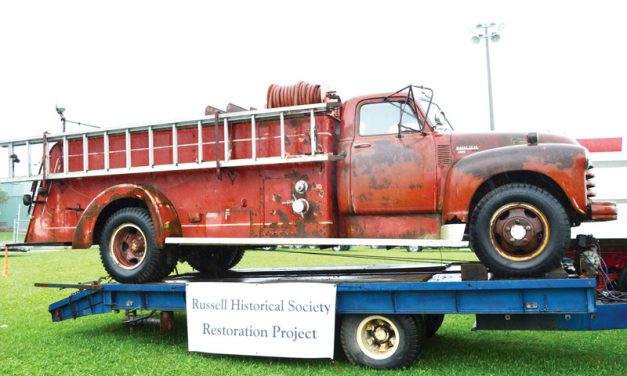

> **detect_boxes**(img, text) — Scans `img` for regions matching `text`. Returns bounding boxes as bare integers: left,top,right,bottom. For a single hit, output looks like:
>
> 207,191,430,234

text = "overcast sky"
1,0,625,140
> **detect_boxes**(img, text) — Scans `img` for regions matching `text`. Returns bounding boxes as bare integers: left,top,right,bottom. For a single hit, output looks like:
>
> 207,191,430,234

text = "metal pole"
3,244,8,278
484,26,496,131
13,203,21,243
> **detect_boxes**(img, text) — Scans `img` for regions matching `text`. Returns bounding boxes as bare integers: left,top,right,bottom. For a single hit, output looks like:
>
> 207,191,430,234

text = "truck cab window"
359,101,420,136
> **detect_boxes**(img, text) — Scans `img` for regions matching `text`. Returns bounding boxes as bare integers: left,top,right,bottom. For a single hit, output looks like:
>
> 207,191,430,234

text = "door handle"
354,143,371,149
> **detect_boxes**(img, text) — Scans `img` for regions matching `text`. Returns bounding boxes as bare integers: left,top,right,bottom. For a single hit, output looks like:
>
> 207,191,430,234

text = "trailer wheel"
469,184,570,277
100,207,174,283
421,314,444,338
185,247,245,273
340,314,423,369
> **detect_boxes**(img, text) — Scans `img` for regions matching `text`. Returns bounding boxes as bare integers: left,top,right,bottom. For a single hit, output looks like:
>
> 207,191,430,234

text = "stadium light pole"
471,23,502,131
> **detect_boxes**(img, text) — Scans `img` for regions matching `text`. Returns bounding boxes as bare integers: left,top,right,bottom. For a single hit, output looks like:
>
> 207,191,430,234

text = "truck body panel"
24,113,339,245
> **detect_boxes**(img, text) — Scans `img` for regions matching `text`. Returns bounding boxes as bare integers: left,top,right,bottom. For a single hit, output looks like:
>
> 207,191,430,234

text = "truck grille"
586,162,596,198
437,145,452,166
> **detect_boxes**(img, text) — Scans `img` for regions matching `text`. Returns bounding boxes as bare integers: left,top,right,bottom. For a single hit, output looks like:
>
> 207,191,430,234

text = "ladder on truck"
0,102,341,184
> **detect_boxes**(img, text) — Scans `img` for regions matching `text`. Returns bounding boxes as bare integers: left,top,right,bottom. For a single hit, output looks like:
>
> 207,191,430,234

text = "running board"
165,237,469,248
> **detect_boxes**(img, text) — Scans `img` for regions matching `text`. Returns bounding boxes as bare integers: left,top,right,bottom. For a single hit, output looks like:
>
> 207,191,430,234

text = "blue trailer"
37,264,627,369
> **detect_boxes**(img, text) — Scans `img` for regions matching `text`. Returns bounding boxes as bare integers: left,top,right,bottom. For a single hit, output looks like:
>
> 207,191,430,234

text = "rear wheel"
421,314,444,338
340,314,423,369
100,207,175,283
185,246,245,273
469,184,570,277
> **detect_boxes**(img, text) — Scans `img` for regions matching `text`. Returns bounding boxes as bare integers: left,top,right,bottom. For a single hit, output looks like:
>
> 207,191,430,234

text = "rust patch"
283,170,306,180
346,214,440,238
313,183,325,199
288,118,300,129
188,213,202,223
368,176,391,190
275,209,290,228
456,144,581,179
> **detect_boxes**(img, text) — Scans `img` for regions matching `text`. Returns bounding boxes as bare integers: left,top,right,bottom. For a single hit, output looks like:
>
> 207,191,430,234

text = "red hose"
267,81,322,108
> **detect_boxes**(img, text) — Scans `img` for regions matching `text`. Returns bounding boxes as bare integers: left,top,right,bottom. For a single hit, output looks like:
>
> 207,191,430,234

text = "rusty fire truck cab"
2,83,617,283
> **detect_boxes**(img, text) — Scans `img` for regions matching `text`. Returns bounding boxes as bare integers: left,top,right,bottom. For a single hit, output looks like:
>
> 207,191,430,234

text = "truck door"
349,99,437,214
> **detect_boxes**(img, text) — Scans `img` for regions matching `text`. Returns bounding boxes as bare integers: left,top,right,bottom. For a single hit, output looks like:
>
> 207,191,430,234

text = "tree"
0,188,8,206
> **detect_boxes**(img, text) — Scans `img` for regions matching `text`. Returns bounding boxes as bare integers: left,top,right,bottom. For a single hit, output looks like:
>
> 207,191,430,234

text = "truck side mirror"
434,113,444,127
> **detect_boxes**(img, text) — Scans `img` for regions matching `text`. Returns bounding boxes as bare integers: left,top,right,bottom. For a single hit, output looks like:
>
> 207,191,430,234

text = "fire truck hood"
448,132,579,157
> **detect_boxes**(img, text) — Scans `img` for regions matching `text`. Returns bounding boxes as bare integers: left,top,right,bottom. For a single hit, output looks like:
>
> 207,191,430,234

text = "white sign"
186,282,337,358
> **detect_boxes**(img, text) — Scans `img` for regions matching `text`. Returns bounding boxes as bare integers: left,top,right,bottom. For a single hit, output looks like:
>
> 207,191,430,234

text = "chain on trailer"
262,247,468,265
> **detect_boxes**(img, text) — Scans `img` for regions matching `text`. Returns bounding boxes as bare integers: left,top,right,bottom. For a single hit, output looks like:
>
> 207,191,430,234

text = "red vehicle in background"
573,137,627,290
0,82,617,283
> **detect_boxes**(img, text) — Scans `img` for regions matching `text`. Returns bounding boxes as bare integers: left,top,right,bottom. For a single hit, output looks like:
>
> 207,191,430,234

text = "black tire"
333,245,351,252
100,207,175,283
618,267,627,292
421,314,444,338
406,246,423,253
340,314,423,369
185,246,245,274
469,184,570,277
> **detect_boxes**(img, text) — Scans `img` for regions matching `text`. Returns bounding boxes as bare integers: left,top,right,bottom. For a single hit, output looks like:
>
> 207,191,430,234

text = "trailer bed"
38,264,627,331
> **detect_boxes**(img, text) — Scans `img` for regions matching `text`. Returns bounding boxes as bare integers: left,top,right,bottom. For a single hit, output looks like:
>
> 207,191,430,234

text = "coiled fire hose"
266,81,322,108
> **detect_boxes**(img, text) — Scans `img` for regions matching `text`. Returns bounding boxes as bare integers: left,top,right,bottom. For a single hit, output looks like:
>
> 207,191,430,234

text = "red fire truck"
0,82,617,283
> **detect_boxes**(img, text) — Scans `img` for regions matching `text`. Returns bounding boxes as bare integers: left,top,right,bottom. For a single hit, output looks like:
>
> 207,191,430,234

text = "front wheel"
100,207,176,283
340,314,423,369
469,184,571,277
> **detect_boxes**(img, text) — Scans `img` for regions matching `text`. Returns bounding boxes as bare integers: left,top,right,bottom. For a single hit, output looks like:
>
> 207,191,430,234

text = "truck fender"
441,143,588,223
72,184,182,249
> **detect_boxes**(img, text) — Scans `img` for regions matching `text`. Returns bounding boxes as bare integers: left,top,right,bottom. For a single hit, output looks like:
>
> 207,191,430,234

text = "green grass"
1,248,625,375
0,231,14,243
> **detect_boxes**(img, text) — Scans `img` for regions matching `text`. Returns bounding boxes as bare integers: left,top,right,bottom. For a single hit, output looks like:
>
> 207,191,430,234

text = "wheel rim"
109,223,147,270
356,315,400,360
489,202,550,261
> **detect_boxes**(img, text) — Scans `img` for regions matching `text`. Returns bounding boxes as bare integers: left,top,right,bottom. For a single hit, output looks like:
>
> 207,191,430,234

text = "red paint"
344,215,439,239
577,137,623,153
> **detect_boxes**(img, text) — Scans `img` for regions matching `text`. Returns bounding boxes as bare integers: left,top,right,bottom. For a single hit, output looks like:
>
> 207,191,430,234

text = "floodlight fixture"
470,22,504,131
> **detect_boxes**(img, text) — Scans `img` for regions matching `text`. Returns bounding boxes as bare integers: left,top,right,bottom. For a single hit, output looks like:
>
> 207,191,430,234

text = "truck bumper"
587,201,618,221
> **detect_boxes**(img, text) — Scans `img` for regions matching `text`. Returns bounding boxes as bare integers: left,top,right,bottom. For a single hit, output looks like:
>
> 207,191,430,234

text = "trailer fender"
441,144,588,223
72,184,182,249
